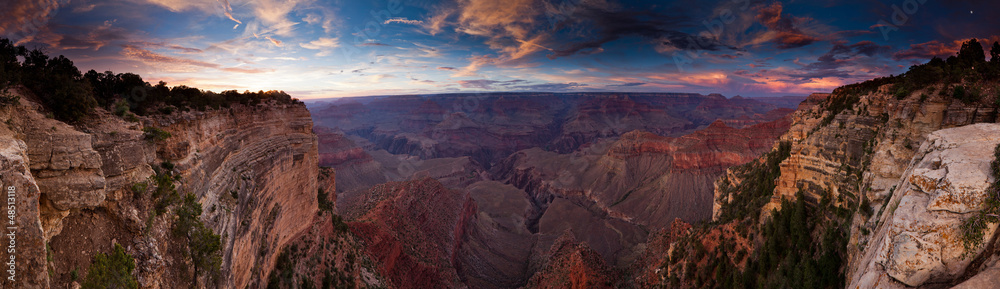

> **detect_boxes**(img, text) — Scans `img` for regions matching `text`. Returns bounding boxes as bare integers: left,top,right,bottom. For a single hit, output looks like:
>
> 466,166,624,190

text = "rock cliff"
0,88,320,289
653,73,1000,287
850,124,1000,288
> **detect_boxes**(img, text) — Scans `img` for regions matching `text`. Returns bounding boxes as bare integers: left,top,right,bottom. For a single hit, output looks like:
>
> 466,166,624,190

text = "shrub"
954,85,966,101
0,93,17,106
960,143,1000,257
81,244,138,289
114,99,130,116
317,188,334,212
142,127,171,141
174,193,223,284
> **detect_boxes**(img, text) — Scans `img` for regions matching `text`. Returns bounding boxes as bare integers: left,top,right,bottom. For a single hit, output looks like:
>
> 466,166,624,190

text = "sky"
0,0,998,99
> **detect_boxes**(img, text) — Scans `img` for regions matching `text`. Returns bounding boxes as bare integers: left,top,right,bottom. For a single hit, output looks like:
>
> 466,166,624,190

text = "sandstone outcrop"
0,88,320,289
150,102,319,289
0,130,48,288
849,124,1000,288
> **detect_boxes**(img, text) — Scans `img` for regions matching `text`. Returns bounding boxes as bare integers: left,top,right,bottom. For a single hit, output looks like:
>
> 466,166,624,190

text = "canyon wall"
0,88,319,288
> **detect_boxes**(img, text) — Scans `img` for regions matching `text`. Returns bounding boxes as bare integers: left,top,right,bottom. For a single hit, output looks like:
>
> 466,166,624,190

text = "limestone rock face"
151,103,319,289
0,136,49,289
1,88,320,289
23,109,106,212
849,123,1000,288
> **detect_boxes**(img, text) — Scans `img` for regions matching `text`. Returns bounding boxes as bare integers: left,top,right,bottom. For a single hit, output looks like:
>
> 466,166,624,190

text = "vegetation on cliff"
81,244,139,289
960,143,1000,254
667,142,848,288
658,37,1000,289
715,141,792,223
175,193,224,284
0,37,300,122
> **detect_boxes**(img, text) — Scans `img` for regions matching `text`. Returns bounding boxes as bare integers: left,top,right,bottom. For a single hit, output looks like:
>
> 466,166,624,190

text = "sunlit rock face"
150,102,319,289
0,88,320,289
851,123,1000,288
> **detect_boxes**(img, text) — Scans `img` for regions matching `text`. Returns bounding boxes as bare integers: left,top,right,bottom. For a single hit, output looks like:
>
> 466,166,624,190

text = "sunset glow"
2,0,998,98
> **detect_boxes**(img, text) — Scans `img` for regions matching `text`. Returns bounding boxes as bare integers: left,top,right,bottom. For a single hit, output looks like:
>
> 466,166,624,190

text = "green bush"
317,188,334,212
142,127,171,141
953,85,966,100
174,193,223,284
715,142,792,223
81,244,138,289
114,99,130,116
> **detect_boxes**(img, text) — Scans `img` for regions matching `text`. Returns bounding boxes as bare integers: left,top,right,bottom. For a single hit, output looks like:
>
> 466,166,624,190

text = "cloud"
122,44,220,71
384,17,423,25
359,42,390,47
425,0,548,60
300,37,339,56
893,40,960,61
300,37,339,49
143,0,309,36
133,41,203,54
458,79,500,89
791,41,891,80
221,66,274,73
608,82,646,87
0,0,62,41
21,20,130,50
437,66,457,71
264,35,282,46
754,2,820,49
73,3,98,13
512,82,587,91
218,0,242,28
548,7,734,59
122,44,269,74
452,55,498,77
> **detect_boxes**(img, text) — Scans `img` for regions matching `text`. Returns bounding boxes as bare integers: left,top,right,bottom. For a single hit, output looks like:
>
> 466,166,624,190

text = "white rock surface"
849,123,1000,288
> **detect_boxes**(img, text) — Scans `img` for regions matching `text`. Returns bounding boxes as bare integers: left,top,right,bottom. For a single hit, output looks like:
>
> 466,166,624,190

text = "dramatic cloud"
0,0,62,42
122,44,269,74
754,2,819,49
893,40,961,61
549,7,733,59
8,0,998,98
791,41,891,80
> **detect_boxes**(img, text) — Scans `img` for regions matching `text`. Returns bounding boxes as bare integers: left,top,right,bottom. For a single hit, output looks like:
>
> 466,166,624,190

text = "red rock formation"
346,178,472,288
523,232,617,289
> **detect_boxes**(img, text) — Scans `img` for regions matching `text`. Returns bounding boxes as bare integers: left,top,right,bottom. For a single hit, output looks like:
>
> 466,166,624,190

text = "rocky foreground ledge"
850,123,1000,288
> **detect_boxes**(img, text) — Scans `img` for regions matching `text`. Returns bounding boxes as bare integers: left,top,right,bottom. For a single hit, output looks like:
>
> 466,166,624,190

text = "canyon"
306,92,803,288
8,66,1000,289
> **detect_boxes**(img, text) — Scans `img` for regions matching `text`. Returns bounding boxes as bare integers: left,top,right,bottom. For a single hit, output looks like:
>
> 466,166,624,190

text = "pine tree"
81,244,139,289
991,41,1000,64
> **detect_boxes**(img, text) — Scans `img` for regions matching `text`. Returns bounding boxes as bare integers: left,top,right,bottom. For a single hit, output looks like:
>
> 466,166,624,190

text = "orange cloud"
0,0,61,41
755,2,819,49
122,45,270,74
